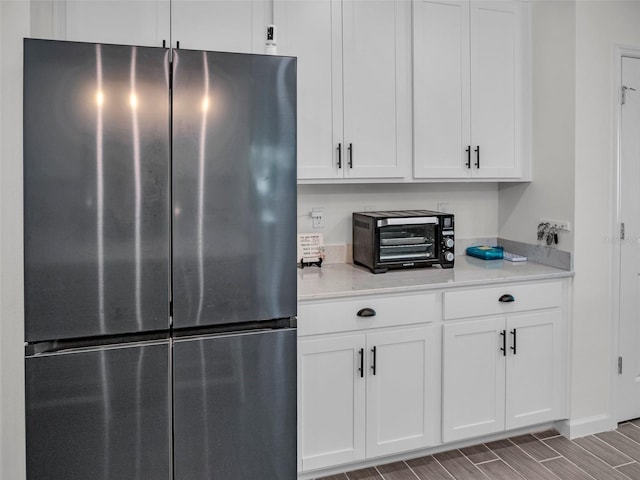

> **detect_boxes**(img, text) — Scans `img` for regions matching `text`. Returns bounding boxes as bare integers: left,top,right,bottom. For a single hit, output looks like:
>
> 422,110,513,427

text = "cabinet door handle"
337,143,342,169
499,294,515,303
348,143,353,168
474,145,480,168
358,348,364,378
500,330,506,356
466,145,471,168
356,307,376,317
510,329,517,355
371,346,377,375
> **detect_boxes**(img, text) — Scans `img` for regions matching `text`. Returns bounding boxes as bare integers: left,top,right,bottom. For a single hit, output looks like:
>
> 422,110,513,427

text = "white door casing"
618,55,640,422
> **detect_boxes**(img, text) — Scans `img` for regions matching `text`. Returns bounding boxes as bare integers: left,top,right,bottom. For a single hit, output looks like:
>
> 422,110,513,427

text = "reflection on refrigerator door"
23,39,170,343
25,341,171,480
173,329,297,480
172,49,297,329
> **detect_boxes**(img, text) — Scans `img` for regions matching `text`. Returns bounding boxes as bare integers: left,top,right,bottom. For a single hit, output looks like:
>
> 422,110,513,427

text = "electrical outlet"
437,202,449,213
311,208,324,229
539,219,571,232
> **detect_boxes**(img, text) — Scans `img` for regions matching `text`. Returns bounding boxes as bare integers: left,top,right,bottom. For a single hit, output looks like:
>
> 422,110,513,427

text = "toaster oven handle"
357,307,376,318
378,217,438,226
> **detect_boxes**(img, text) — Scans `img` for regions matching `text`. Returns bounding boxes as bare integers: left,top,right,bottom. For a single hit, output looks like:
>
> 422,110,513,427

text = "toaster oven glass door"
378,224,436,262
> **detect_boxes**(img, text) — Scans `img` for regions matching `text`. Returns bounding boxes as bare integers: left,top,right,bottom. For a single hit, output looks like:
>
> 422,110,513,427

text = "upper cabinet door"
171,0,266,53
412,0,528,180
275,0,343,180
39,0,171,47
413,0,471,179
470,0,523,178
342,0,411,179
278,0,410,182
24,40,171,342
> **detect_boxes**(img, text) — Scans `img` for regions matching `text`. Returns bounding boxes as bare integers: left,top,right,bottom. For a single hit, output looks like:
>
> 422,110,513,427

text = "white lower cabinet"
298,279,568,475
298,334,366,471
442,283,565,443
298,324,439,472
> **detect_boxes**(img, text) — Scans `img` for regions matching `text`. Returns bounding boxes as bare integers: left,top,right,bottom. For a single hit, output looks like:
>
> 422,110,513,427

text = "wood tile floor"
316,419,640,480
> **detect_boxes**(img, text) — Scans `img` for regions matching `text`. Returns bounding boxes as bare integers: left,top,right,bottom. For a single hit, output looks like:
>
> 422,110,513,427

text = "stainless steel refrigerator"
23,38,297,480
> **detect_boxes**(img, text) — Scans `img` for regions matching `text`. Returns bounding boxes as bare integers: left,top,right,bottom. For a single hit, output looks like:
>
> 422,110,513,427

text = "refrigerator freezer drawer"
173,328,297,480
26,341,171,480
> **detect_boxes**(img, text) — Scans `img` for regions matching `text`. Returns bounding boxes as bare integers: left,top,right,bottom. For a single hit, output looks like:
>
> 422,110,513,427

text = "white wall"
570,0,640,426
498,0,576,253
298,183,499,246
0,2,28,479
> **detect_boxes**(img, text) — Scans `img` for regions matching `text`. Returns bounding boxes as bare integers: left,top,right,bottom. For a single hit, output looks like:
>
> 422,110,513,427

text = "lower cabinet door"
506,310,563,429
173,329,297,480
25,341,171,480
442,317,506,442
366,326,440,457
298,334,366,471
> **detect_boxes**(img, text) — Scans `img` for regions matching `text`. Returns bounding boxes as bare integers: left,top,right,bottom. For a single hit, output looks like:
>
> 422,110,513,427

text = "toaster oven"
352,210,454,273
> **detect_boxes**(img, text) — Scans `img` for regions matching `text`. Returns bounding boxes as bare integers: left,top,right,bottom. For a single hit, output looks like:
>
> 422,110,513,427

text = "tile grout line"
616,426,640,448
538,455,563,463
586,433,636,467
401,460,422,480
502,437,565,480
436,449,490,480
615,460,637,468
431,454,457,480
473,458,502,466
541,436,625,480
374,464,384,479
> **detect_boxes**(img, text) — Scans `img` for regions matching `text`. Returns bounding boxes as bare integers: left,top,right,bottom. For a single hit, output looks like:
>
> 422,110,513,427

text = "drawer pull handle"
499,294,515,303
500,330,506,356
371,346,377,375
357,307,376,317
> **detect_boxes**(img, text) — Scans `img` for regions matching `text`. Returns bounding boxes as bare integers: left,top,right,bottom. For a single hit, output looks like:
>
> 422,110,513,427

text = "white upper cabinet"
413,0,470,178
413,0,529,180
33,0,171,47
274,0,338,180
275,0,411,182
171,0,266,53
33,0,265,53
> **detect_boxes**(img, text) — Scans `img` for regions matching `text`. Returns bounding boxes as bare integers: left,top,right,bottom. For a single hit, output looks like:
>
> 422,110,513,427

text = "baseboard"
558,414,617,439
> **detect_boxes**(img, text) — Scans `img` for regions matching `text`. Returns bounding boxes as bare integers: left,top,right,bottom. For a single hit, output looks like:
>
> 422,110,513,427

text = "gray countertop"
297,256,573,301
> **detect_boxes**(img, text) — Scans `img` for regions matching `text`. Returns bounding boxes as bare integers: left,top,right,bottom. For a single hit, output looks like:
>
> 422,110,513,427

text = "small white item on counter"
297,233,325,265
503,251,528,262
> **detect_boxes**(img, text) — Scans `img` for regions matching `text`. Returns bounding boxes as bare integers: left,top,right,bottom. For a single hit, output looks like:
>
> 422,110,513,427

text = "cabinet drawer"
444,281,562,320
298,293,438,336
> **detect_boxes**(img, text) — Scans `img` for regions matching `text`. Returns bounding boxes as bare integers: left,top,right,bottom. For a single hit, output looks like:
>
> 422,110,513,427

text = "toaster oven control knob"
444,251,455,262
444,237,455,248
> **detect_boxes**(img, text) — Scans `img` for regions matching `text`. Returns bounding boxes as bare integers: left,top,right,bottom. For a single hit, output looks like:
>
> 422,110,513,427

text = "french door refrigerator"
23,39,297,480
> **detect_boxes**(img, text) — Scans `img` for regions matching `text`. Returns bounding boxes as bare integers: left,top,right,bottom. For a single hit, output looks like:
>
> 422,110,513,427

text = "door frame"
610,45,640,424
